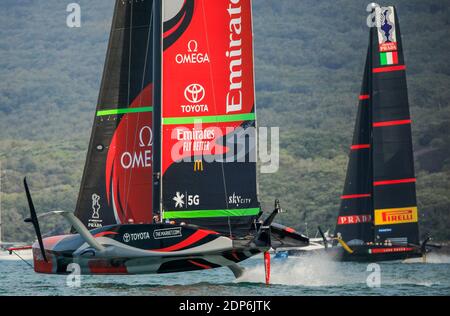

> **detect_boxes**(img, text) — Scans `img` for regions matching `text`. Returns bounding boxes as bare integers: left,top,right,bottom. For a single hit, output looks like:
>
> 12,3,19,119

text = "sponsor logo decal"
377,6,397,52
376,6,399,66
120,125,153,170
173,192,200,209
194,159,204,172
175,40,210,64
153,227,182,240
374,207,418,225
173,192,185,208
337,215,372,225
88,193,103,228
91,193,100,219
122,232,151,243
184,83,206,104
228,193,252,207
369,247,413,254
378,228,393,233
182,83,209,114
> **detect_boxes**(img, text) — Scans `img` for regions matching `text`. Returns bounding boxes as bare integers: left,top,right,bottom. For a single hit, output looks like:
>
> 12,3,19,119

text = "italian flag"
380,51,398,66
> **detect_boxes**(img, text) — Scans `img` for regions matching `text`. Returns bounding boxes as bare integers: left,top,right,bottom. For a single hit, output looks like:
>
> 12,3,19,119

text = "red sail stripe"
7,246,33,252
351,144,371,150
373,65,406,73
373,119,411,127
152,230,217,252
188,260,212,270
89,261,127,274
370,247,413,254
373,178,416,186
231,251,240,261
392,52,399,64
94,231,118,238
359,95,370,100
340,194,371,200
284,227,296,233
163,6,187,38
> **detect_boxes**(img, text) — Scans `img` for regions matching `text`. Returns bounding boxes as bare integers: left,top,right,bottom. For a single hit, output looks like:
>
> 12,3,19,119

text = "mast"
152,0,163,219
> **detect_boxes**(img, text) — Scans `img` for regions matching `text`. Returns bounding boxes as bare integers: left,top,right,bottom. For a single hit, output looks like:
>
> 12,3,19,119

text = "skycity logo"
228,193,251,206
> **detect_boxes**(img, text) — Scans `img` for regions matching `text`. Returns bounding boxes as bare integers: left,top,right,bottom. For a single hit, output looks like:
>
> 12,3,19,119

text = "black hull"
288,245,423,263
32,223,262,275
332,247,422,262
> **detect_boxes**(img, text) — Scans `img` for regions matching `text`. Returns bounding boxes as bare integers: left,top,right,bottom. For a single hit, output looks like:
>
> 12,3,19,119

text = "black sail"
74,1,155,229
335,48,374,244
335,6,419,246
371,6,419,245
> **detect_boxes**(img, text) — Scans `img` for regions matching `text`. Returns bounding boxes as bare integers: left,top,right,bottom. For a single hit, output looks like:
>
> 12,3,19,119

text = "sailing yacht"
331,5,426,261
21,0,308,281
286,5,439,262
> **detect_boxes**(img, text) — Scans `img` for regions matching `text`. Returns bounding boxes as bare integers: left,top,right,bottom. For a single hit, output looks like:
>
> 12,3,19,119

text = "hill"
1,0,449,241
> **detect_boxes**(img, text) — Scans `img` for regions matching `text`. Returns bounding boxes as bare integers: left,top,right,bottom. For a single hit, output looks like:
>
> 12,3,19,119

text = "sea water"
0,252,449,296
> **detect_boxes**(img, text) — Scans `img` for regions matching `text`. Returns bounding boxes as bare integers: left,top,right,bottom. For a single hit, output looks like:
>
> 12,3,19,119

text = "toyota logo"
184,84,205,104
123,233,130,243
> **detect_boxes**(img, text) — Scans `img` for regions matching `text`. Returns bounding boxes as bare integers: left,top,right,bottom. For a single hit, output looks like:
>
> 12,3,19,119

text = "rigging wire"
123,0,134,220
10,251,33,269
200,3,232,238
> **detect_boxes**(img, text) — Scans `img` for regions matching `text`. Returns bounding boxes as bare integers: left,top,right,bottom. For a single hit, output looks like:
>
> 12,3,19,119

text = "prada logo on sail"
194,160,204,172
226,0,243,114
337,215,372,225
374,207,418,225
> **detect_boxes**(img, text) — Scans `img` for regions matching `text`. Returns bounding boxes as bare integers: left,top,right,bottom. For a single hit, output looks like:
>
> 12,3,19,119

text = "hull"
288,244,423,262
32,223,262,275
332,245,423,262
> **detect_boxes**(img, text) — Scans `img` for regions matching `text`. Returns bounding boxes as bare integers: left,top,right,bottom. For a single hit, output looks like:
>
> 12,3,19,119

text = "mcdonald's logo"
194,160,204,172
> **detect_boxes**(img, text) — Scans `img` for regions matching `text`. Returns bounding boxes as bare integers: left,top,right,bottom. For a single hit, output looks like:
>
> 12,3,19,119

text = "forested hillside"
1,0,449,241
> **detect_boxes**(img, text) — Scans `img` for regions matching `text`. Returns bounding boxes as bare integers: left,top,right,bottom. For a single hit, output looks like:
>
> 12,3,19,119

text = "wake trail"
236,253,363,287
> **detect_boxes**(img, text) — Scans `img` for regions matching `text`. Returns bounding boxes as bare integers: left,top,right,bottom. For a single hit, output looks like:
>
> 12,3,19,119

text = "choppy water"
1,252,449,296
